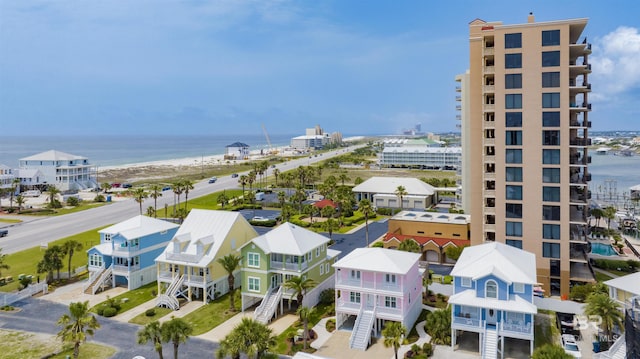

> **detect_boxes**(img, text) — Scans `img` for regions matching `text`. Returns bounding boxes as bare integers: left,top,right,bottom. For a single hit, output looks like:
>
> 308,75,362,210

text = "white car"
561,334,582,358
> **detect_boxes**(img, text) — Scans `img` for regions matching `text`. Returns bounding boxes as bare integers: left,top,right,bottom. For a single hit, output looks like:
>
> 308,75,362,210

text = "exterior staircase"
83,265,112,295
156,274,184,310
482,325,498,359
254,286,283,324
350,307,376,350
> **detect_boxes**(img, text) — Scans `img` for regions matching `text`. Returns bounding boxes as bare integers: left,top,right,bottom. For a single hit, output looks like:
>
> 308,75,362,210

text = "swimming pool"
590,242,619,256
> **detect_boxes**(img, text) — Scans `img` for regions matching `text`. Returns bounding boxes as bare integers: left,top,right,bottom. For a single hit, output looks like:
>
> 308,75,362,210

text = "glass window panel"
542,30,560,46
542,93,561,108
506,167,523,182
543,149,561,164
542,51,560,67
542,168,561,183
505,94,522,109
543,186,561,202
506,112,522,127
542,72,561,87
505,33,522,48
505,74,522,89
543,224,562,239
542,112,561,127
506,185,523,200
506,149,522,163
505,53,522,68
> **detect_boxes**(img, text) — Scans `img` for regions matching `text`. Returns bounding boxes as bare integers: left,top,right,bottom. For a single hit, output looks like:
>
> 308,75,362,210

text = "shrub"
151,289,157,297
422,342,433,357
570,284,593,302
145,308,156,317
372,242,384,248
66,197,80,206
326,318,336,332
102,307,117,317
319,288,335,305
94,194,105,202
96,306,105,316
443,275,453,284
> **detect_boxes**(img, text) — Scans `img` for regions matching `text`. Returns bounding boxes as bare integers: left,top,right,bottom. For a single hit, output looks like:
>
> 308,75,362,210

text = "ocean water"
589,154,640,194
0,134,296,167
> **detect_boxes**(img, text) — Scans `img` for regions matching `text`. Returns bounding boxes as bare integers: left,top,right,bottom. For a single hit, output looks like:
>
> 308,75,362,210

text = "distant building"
0,164,17,193
352,176,436,210
15,169,46,191
380,146,462,170
18,150,96,191
225,142,250,160
383,211,470,264
291,125,341,150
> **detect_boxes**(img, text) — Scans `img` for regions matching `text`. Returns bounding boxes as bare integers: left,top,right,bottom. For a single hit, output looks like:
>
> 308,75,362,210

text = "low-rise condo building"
18,150,97,191
352,177,436,210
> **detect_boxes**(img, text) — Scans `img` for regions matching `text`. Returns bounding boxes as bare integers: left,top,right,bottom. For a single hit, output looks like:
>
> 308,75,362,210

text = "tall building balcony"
569,137,592,147
569,102,592,112
483,47,494,56
569,119,591,128
569,154,591,165
569,80,591,93
483,103,495,112
483,66,495,74
455,85,461,92
483,85,495,93
456,95,462,102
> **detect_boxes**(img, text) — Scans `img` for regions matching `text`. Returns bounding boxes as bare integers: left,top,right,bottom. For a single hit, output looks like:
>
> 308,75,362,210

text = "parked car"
0,229,8,237
208,177,217,183
251,216,269,222
162,186,171,191
122,183,133,189
231,173,239,178
561,334,582,358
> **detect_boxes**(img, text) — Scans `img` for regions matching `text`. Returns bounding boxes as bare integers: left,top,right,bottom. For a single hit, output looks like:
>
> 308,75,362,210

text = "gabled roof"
156,209,258,266
449,289,537,314
451,242,536,284
20,150,87,161
352,177,435,196
333,248,420,274
383,233,469,248
604,272,640,296
226,142,250,148
247,222,331,256
313,199,336,209
99,215,179,240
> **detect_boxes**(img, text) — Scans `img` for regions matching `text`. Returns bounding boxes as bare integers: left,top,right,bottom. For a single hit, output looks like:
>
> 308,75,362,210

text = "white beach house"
18,150,97,191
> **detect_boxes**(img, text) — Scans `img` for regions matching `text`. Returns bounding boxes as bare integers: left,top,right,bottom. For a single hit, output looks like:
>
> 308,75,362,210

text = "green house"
240,222,341,323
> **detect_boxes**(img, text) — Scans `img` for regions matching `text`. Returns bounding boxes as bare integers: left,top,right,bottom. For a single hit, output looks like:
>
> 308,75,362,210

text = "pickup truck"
0,229,8,237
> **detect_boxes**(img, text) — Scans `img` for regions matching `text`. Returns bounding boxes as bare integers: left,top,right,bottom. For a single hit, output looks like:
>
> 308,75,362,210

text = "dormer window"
486,280,498,299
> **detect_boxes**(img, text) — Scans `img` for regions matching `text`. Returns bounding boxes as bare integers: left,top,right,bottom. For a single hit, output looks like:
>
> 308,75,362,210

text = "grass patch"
180,292,241,335
0,226,106,292
406,310,429,344
0,218,22,224
50,343,116,359
129,306,173,325
91,281,159,315
595,271,614,282
186,189,244,211
0,329,62,359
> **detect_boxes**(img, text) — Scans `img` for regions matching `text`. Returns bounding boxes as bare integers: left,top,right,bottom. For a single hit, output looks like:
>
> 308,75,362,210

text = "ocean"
589,153,640,196
0,134,297,168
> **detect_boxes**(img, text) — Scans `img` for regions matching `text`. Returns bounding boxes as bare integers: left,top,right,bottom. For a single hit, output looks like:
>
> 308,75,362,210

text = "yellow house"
604,272,640,307
155,209,258,309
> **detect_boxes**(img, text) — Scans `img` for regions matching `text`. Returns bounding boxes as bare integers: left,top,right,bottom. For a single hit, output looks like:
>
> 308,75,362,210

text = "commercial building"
352,177,436,210
463,14,593,296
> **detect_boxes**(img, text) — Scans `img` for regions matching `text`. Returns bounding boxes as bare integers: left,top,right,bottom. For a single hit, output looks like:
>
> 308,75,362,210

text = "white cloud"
590,26,640,101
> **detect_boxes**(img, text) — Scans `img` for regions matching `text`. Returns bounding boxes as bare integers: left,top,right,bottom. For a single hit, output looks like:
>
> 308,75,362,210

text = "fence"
1,282,48,306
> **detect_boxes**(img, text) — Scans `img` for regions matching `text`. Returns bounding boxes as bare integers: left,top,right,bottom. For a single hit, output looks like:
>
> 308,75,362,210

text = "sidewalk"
113,298,158,323
310,316,335,350
40,280,127,308
197,311,298,342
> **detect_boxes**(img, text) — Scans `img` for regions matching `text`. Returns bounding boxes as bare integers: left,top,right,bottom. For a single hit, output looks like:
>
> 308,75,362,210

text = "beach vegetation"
162,316,193,359
217,317,276,359
45,185,63,209
57,301,100,359
148,184,164,217
283,276,317,316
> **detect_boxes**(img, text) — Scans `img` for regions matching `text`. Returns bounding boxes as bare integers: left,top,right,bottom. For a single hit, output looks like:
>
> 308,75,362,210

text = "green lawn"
595,271,614,282
180,292,241,335
50,343,116,359
91,281,159,315
0,218,21,224
186,189,244,210
0,226,106,292
129,306,173,325
18,202,108,216
0,329,114,359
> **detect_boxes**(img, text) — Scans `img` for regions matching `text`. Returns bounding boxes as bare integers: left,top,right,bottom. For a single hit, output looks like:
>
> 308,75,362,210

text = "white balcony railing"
502,321,533,335
453,316,481,328
376,306,402,317
112,264,140,273
113,244,141,253
336,301,361,312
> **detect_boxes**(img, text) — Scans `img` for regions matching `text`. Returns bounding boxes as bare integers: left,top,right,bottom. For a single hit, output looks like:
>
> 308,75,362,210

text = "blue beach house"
85,215,179,294
449,242,537,358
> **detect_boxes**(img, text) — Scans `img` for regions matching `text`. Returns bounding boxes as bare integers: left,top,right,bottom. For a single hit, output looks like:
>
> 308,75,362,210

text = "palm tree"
0,248,10,277
321,205,335,219
398,239,421,253
323,218,337,240
603,206,617,230
382,321,406,359
182,179,194,210
359,199,373,246
238,175,248,197
532,344,574,359
57,301,100,359
162,316,193,359
38,245,64,282
585,293,623,341
0,187,7,209
297,306,315,349
277,191,286,208
591,207,603,228
138,320,165,359
395,185,408,211
217,317,275,359
9,178,20,209
283,276,317,314
217,254,243,311
132,187,149,214
172,180,184,213
425,307,451,344
272,168,280,186
61,240,83,280
147,206,156,217
174,208,188,224
15,195,25,213
149,184,163,218
217,192,229,209
100,182,112,193
45,185,61,209
338,172,349,186
247,171,256,192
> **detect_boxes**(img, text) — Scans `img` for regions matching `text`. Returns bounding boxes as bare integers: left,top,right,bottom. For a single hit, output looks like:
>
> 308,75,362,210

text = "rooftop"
20,150,88,162
333,247,420,274
352,177,435,196
391,211,470,224
247,222,331,256
99,215,179,240
451,242,537,285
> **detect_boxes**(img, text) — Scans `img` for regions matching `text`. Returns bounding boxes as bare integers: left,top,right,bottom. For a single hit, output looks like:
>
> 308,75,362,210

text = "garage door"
426,250,439,262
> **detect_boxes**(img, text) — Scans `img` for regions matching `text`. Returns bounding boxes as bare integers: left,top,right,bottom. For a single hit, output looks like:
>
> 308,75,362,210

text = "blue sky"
1,1,639,136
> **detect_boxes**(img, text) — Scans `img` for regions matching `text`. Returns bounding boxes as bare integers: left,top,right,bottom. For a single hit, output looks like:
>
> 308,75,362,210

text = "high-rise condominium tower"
463,13,593,296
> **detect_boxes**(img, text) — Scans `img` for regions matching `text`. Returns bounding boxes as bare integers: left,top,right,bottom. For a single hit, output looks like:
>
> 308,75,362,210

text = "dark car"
231,173,239,178
208,177,217,183
162,186,171,191
0,229,8,237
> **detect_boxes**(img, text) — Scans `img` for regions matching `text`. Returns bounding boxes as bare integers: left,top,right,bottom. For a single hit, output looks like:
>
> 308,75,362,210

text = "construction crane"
261,123,278,155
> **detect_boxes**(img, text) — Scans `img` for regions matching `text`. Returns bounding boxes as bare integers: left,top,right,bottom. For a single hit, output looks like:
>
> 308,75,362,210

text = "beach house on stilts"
154,209,258,310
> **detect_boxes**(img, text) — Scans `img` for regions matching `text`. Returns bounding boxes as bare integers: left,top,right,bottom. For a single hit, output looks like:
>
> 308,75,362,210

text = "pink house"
333,248,423,350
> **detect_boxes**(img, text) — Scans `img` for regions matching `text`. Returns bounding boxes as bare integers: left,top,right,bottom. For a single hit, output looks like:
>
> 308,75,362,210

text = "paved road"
0,297,216,359
1,146,362,254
